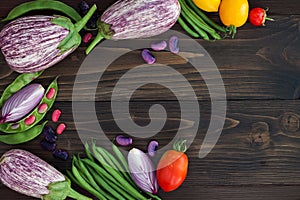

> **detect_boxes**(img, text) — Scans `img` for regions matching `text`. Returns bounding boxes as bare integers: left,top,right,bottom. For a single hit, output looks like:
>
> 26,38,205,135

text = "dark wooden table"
1,0,300,199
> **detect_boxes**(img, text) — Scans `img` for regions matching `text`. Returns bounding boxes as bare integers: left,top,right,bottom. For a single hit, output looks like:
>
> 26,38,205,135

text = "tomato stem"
173,140,187,152
265,17,274,21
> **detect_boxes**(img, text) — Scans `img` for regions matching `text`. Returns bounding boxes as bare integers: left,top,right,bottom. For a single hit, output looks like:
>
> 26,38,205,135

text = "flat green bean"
0,71,43,108
0,121,47,145
2,0,82,22
0,78,58,133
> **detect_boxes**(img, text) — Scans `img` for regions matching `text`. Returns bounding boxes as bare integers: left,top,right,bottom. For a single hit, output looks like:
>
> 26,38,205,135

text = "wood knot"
249,122,270,148
279,112,300,132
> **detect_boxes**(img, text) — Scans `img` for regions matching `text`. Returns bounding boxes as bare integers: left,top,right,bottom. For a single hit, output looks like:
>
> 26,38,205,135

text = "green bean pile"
0,72,58,144
178,0,235,40
67,141,161,200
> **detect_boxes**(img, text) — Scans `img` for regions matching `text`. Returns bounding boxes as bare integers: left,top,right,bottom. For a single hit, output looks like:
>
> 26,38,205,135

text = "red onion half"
128,148,159,194
0,84,45,123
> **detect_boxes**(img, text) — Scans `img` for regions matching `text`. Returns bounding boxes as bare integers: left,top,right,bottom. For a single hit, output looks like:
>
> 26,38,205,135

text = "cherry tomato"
156,149,188,192
249,8,274,26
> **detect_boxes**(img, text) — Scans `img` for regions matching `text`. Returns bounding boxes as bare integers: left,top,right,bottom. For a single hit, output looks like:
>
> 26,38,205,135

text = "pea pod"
0,78,58,133
0,71,44,108
0,121,47,145
1,0,82,22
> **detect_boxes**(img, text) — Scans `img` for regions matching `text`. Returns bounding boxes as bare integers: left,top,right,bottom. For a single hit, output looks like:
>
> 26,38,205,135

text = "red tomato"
156,150,188,192
249,7,274,26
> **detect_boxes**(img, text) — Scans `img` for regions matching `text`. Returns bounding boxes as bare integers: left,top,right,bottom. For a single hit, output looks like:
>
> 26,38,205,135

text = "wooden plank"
0,15,299,101
2,184,300,200
1,100,300,186
0,0,299,17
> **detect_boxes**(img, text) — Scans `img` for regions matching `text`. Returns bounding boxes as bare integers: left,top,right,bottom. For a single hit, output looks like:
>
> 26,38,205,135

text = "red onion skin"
128,148,159,194
0,84,45,123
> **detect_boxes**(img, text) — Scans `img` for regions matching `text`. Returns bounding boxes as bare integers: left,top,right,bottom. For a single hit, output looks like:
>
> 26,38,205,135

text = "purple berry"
53,149,69,161
79,1,89,15
40,139,56,151
42,126,57,143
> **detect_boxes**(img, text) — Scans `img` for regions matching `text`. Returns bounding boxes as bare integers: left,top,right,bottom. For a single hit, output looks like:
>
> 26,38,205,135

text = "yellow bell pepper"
192,0,221,12
219,0,249,27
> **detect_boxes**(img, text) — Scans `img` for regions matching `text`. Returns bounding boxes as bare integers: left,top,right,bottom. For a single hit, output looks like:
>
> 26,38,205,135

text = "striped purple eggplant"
86,0,181,54
0,149,91,199
0,5,97,73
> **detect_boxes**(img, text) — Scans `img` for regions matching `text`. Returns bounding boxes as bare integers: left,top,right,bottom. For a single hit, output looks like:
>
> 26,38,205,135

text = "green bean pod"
178,0,221,40
96,146,137,187
1,0,82,22
0,78,58,133
73,156,103,195
71,160,107,200
90,144,148,200
84,142,95,162
186,0,228,33
76,156,118,200
112,144,130,173
0,121,47,145
0,71,44,108
177,16,200,38
85,164,131,200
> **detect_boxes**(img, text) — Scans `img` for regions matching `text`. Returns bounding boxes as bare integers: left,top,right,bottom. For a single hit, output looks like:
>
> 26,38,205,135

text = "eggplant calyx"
42,177,92,200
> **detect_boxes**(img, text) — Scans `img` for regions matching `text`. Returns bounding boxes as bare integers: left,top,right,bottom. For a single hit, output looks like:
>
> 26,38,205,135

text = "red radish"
249,8,274,26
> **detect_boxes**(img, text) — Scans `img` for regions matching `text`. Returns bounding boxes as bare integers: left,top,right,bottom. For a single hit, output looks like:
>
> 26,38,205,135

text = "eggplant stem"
265,17,275,21
68,187,92,200
74,4,97,32
85,32,104,54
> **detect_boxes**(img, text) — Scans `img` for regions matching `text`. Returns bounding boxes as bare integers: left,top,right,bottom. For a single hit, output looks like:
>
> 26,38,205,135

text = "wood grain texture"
1,100,300,199
0,16,299,101
0,0,300,199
